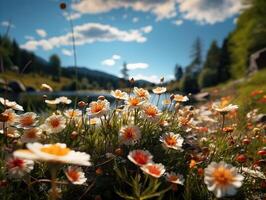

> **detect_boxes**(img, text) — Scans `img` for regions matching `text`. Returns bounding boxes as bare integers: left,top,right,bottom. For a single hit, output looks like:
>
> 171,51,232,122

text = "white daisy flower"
0,127,20,138
125,97,145,109
64,109,82,120
65,166,87,185
140,163,165,178
45,96,72,105
174,94,189,102
57,96,72,104
111,90,129,100
128,150,153,166
45,99,60,105
204,161,244,198
86,99,110,118
119,125,141,145
212,102,238,114
6,157,34,178
133,87,150,99
165,172,185,185
14,143,91,166
160,132,184,151
152,87,167,95
17,112,38,129
44,114,66,134
1,109,17,125
0,97,24,111
21,127,42,143
142,104,161,121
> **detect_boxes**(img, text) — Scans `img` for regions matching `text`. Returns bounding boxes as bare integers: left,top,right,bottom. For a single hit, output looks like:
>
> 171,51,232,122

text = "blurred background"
0,0,265,107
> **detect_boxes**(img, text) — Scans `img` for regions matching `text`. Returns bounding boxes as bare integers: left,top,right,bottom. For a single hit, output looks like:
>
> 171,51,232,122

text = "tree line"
173,0,266,93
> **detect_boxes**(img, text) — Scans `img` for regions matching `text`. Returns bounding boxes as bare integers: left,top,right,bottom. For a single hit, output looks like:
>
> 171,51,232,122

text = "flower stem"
221,113,225,132
50,167,58,200
156,95,161,107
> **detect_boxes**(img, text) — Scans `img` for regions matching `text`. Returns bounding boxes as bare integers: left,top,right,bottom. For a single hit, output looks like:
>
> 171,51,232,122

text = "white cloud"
21,23,152,51
71,0,243,23
141,26,153,33
102,54,121,66
132,17,139,23
134,74,160,84
1,21,15,28
134,74,174,83
127,63,149,70
36,29,47,38
112,54,121,60
63,12,82,21
178,0,243,24
72,0,177,21
25,35,35,40
173,19,183,26
102,59,115,66
62,49,73,56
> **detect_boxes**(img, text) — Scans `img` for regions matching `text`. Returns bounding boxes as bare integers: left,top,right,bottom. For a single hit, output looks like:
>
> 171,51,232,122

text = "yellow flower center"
123,128,135,139
168,175,178,182
146,165,161,176
41,145,70,156
91,103,104,113
137,89,147,97
115,91,123,98
129,98,140,106
145,106,157,117
212,167,233,186
26,129,37,138
50,118,60,128
219,99,229,109
20,115,34,126
67,169,80,181
165,135,177,146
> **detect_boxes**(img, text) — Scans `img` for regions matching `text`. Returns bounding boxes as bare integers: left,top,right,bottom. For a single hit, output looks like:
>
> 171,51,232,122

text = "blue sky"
0,0,242,83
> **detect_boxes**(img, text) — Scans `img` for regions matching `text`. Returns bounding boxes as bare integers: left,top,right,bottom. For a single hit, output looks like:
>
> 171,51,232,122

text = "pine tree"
49,54,61,82
198,40,221,88
218,38,231,82
187,37,203,74
121,62,129,80
174,64,183,81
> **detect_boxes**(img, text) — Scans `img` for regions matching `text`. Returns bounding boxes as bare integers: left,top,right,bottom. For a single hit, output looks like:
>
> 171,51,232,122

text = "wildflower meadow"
1,0,266,199
0,83,265,199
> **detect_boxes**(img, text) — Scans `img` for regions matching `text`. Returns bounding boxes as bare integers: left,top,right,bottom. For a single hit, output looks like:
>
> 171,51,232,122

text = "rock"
254,114,266,123
0,78,12,92
26,86,36,92
8,80,26,93
248,48,266,74
0,78,6,85
0,85,13,92
193,92,210,102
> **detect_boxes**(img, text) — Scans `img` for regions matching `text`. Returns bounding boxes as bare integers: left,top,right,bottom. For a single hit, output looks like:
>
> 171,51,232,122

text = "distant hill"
0,35,154,90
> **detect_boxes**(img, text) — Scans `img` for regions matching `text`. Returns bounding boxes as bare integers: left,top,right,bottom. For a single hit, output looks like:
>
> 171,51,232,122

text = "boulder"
249,48,266,74
254,114,266,123
26,86,36,92
8,80,26,93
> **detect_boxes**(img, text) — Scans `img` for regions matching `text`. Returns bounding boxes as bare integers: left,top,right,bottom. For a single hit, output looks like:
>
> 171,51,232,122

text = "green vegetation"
204,68,266,114
229,0,266,78
0,71,72,91
170,0,266,93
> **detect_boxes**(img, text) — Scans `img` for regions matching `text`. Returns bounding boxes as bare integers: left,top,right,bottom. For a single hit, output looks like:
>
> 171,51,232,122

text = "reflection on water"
1,91,171,111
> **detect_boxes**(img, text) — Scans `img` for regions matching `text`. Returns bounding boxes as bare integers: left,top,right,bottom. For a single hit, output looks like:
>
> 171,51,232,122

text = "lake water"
1,91,171,111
